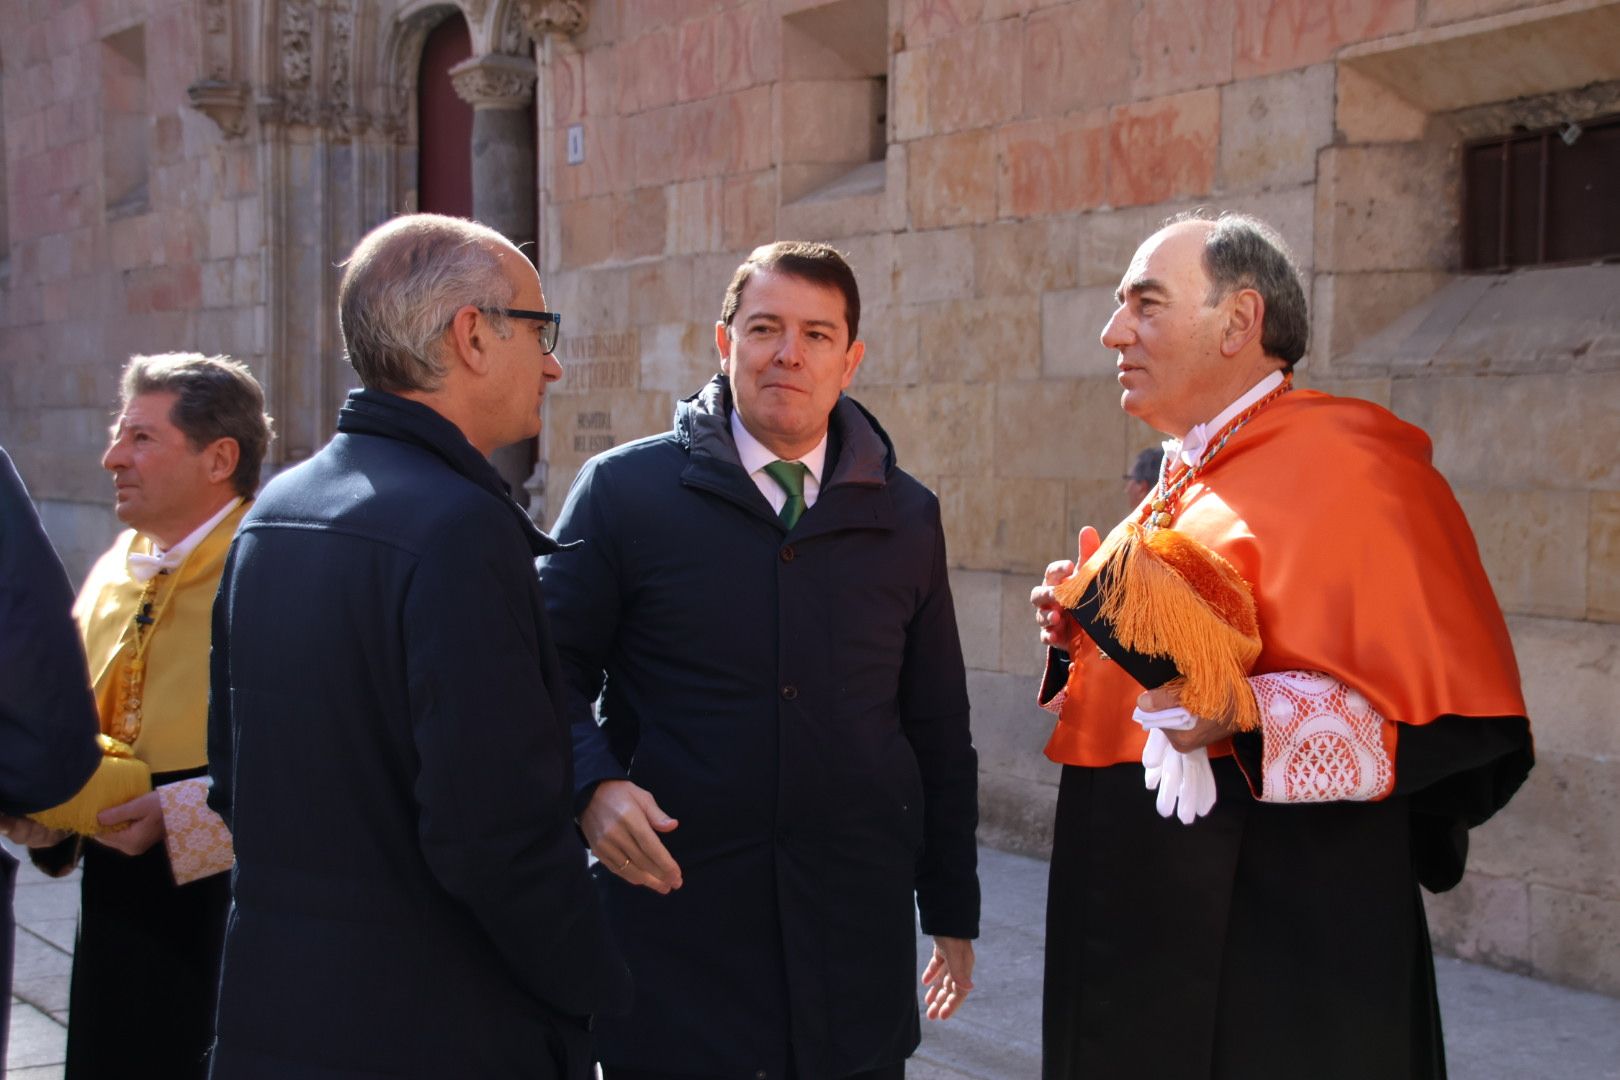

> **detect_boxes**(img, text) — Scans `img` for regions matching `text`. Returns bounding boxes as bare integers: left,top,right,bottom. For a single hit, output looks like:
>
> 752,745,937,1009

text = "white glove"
1133,704,1218,824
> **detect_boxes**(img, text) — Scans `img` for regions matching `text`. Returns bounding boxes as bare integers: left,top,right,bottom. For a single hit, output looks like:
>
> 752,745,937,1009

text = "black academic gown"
0,446,101,1066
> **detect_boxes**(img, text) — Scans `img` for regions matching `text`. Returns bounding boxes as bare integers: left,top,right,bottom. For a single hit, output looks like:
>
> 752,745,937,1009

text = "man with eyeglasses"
206,214,630,1078
541,241,980,1080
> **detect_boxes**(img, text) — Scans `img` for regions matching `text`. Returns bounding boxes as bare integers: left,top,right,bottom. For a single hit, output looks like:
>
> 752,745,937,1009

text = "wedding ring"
619,856,631,872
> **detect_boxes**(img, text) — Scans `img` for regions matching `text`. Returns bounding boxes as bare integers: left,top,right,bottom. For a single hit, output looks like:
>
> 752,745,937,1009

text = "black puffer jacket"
542,376,979,1080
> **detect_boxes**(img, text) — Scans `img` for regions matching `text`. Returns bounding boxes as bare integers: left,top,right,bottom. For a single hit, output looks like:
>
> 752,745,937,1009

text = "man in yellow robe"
17,353,271,1080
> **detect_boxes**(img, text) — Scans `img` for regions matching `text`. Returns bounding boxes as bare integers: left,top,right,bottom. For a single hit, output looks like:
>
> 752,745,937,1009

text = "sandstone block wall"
0,0,1615,994
1,0,265,573
536,0,1620,995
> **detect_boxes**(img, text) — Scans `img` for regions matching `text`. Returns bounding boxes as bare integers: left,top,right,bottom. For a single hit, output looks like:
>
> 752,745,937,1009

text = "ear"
1220,289,1265,358
840,339,866,389
715,321,733,376
447,305,492,374
204,438,240,487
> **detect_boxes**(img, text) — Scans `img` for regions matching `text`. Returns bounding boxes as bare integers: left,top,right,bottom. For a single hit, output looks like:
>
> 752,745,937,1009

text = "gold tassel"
1054,523,1262,731
28,735,153,835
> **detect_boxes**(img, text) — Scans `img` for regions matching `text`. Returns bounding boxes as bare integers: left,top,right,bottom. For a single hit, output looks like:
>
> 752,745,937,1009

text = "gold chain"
108,543,196,743
1142,375,1293,531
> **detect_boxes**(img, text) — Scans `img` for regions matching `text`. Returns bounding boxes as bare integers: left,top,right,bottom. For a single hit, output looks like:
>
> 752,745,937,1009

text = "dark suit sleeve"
539,457,631,815
0,448,100,816
206,540,239,825
404,515,630,1018
899,505,980,940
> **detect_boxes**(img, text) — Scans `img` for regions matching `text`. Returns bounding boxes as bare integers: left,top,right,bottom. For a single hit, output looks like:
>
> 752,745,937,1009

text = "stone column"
450,53,541,508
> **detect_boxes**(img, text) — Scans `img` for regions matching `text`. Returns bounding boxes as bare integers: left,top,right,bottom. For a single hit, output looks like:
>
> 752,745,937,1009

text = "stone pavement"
7,840,1619,1079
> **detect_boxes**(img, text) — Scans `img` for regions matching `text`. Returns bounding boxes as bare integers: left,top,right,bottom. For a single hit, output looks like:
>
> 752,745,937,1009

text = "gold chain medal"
1140,374,1294,534
112,573,166,745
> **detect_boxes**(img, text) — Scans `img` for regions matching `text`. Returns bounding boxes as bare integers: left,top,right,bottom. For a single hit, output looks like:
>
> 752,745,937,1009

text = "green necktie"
762,460,809,529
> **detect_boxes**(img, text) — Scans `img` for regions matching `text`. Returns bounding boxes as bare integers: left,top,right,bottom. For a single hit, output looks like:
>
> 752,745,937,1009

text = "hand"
0,814,69,849
1029,526,1102,655
1135,685,1234,753
93,791,165,856
580,780,683,894
921,935,976,1020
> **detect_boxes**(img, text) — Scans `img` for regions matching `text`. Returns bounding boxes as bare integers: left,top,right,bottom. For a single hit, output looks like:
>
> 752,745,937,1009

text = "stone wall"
0,0,549,574
0,0,266,573
533,0,1620,995
1,0,1616,994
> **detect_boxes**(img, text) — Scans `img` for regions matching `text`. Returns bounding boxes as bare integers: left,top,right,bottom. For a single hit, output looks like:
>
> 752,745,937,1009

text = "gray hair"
338,214,519,393
120,353,273,497
1166,210,1310,369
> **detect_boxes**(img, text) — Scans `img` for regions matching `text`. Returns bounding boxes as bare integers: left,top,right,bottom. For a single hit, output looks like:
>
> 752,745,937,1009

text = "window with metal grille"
1462,113,1620,271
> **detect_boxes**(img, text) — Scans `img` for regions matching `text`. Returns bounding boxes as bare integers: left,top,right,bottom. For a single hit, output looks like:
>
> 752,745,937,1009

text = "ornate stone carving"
282,1,314,89
200,0,231,81
498,0,535,55
189,0,249,135
187,79,251,136
324,2,360,134
449,53,538,109
516,0,589,39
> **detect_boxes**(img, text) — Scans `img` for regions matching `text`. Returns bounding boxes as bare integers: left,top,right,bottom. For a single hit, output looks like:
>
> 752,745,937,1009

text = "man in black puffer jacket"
543,241,981,1080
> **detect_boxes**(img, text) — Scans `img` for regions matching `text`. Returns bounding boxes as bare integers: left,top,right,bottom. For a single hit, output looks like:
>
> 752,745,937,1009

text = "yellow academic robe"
73,502,249,775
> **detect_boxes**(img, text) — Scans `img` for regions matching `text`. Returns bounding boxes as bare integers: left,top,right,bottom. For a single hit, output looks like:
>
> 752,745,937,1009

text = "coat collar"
673,375,897,535
337,389,569,557
675,375,895,485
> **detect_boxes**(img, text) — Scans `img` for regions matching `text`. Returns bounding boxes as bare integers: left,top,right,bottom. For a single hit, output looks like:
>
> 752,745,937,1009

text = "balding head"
338,214,525,393
1102,212,1301,436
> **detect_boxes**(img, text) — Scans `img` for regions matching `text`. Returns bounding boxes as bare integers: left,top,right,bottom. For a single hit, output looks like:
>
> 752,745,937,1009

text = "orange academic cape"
1044,388,1529,777
1038,390,1533,1080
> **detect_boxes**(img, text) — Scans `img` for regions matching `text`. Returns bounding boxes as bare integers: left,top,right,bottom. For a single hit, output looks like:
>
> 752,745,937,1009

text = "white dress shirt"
126,496,243,583
730,410,828,516
1164,370,1285,470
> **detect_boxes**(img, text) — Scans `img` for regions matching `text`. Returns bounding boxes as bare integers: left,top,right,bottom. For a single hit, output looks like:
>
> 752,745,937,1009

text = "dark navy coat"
0,446,101,1063
541,377,979,1080
207,391,630,1079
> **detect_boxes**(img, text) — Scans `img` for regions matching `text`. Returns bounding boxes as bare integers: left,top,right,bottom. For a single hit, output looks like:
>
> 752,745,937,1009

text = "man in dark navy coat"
207,214,631,1078
542,242,981,1080
0,446,102,1067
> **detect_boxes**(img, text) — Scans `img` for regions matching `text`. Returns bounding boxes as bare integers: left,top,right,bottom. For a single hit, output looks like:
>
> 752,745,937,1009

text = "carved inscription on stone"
557,330,638,391
572,409,615,454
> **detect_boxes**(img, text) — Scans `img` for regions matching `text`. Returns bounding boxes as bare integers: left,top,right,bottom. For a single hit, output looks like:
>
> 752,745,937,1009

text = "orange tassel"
1054,522,1262,731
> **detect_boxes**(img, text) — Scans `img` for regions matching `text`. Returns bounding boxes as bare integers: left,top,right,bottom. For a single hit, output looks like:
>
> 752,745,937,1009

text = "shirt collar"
128,496,242,582
730,408,828,485
1165,370,1285,469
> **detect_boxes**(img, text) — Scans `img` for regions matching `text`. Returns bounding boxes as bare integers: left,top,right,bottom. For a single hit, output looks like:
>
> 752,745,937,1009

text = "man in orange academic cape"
1030,212,1531,1080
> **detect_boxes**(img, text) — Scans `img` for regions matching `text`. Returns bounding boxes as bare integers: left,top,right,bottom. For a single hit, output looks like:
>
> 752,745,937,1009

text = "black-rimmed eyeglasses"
486,308,561,355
